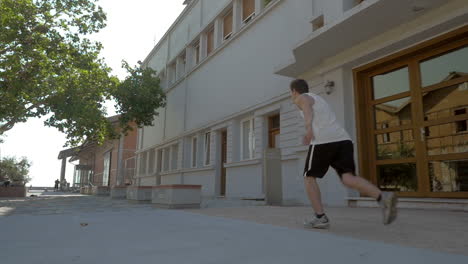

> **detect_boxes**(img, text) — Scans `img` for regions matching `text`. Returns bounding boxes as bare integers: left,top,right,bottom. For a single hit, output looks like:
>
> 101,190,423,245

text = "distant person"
3,179,10,187
54,179,60,191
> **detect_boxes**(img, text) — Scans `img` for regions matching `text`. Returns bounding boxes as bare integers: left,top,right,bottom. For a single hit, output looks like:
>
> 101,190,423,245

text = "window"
171,144,179,170
191,136,198,168
157,149,163,173
148,149,156,174
204,132,211,166
311,15,324,31
178,52,186,78
207,28,214,56
139,151,147,176
264,0,273,7
194,42,200,65
241,118,255,160
242,0,255,23
168,62,176,85
158,71,166,89
223,11,233,40
268,114,280,148
455,109,467,132
424,117,430,137
382,123,390,143
103,151,111,186
163,148,170,172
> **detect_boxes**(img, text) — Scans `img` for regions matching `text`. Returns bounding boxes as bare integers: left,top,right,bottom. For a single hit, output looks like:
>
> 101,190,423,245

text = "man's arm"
296,95,315,144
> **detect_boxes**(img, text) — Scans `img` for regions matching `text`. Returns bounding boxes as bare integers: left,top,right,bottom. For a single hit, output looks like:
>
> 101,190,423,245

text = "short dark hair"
290,79,309,94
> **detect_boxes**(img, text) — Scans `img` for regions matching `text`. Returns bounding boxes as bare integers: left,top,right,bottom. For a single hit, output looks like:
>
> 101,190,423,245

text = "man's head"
290,79,309,102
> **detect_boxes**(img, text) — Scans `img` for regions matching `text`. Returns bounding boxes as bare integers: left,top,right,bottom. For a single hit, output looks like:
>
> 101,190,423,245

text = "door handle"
420,127,426,142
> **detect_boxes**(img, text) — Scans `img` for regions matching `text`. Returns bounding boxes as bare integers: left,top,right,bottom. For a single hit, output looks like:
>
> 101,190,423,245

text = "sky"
0,0,186,187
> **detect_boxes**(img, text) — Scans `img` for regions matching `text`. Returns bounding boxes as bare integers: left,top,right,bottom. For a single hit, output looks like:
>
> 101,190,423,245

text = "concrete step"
201,197,266,208
347,197,468,211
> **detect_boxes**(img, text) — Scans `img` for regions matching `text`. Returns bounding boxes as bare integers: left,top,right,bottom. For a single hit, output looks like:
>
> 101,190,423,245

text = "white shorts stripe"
304,144,315,177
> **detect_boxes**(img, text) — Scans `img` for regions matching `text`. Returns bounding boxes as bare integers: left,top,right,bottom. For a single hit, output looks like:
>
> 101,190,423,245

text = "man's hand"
303,130,315,145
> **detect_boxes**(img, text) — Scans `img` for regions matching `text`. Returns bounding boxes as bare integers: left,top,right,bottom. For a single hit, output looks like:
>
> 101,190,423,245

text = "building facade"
137,0,468,206
68,117,138,189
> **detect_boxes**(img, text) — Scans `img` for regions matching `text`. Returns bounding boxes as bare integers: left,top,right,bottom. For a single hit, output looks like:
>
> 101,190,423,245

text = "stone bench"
110,186,128,199
127,186,153,202
152,185,202,209
92,186,110,196
80,186,93,195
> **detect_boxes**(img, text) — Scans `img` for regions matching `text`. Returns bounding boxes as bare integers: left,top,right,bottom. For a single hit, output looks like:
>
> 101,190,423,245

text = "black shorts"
303,140,356,178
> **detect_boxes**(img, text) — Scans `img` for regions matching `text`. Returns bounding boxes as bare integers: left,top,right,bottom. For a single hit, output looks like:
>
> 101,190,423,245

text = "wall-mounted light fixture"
324,80,334,95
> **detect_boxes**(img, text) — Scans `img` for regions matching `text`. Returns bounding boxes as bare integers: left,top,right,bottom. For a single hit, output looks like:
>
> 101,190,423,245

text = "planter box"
92,186,110,196
0,186,26,198
110,186,127,199
80,186,93,195
127,186,152,201
152,185,201,209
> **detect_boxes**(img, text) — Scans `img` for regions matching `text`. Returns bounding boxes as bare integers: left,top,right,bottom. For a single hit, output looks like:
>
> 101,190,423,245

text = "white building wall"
146,40,168,74
183,170,216,196
226,163,263,198
185,1,312,131
169,19,189,61
137,0,467,204
201,0,231,27
165,86,186,140
187,2,203,42
142,108,166,149
161,174,183,185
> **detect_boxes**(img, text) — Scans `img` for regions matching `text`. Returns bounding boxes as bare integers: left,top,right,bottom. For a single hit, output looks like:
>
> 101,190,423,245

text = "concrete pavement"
1,192,467,264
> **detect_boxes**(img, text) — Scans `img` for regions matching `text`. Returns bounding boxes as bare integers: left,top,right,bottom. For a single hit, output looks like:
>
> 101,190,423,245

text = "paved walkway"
1,192,467,264
188,205,468,256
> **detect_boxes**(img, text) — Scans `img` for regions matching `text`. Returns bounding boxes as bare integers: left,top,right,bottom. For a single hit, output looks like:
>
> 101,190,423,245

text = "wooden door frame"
353,25,468,198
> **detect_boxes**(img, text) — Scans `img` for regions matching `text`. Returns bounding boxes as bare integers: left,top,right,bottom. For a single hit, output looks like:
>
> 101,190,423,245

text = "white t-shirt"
299,92,351,145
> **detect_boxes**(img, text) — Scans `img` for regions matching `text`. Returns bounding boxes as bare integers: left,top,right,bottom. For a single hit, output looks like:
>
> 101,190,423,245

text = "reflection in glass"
376,130,415,160
372,67,410,99
429,160,468,192
423,82,468,121
377,163,417,191
425,119,468,156
420,46,468,87
374,97,411,129
422,81,468,156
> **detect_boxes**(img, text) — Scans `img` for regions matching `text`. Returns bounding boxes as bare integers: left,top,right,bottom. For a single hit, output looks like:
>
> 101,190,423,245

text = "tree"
0,0,165,146
0,156,32,185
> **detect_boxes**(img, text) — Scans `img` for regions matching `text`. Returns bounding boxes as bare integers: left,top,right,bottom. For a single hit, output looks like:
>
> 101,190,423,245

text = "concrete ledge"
127,186,153,201
347,197,468,211
0,187,26,198
80,186,93,195
110,186,127,199
92,186,110,196
152,185,201,209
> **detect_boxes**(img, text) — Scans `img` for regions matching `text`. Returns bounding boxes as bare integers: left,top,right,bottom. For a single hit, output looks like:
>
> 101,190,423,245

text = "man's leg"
303,176,330,229
341,173,397,225
304,177,324,214
341,173,381,199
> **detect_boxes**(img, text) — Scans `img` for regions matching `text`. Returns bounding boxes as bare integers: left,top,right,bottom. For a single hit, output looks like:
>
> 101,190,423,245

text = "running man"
290,79,397,229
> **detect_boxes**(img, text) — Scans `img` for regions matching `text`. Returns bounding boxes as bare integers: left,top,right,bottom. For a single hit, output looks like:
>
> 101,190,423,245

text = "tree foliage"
0,0,165,146
0,156,32,185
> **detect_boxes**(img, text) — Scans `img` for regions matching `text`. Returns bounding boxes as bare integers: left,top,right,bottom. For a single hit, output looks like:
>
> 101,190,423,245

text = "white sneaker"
380,192,398,225
303,215,330,229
